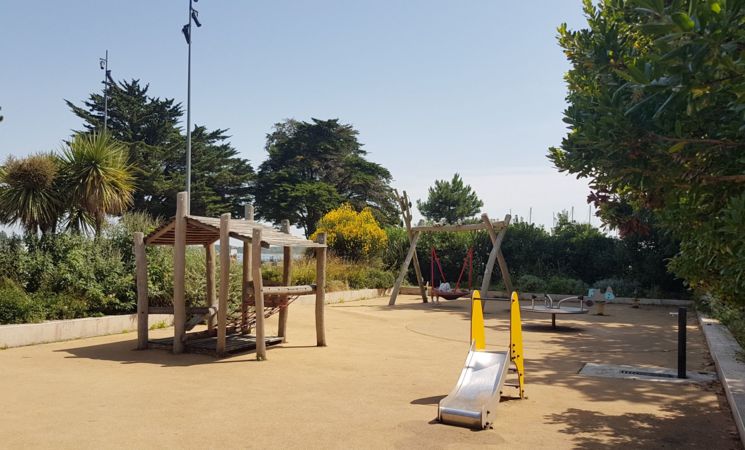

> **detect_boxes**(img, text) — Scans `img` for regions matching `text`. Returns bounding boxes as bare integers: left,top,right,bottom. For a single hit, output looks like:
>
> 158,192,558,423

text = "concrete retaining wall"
0,289,388,349
294,288,387,305
0,314,173,349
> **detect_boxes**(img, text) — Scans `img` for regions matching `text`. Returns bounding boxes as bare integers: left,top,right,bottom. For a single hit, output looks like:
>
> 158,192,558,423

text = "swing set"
388,190,514,306
429,246,474,301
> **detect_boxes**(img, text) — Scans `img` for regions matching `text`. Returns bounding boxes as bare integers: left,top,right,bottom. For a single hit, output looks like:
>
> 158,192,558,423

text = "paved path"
0,296,739,449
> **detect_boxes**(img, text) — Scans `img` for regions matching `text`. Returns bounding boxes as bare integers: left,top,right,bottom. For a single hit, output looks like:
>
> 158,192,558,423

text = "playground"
0,295,739,449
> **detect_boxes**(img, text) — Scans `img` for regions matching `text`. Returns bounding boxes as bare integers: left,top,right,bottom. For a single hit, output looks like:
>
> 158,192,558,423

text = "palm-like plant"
60,132,135,235
0,154,64,235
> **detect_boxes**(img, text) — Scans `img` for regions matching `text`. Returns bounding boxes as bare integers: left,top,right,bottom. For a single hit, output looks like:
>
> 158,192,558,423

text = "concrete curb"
699,314,745,444
398,286,693,306
0,314,173,349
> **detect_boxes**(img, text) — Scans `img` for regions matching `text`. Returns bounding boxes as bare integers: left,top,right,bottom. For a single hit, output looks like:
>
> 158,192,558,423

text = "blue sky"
0,1,594,230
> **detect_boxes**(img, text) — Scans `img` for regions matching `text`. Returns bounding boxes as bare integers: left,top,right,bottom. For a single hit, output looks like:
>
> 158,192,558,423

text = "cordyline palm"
60,132,135,235
0,153,64,235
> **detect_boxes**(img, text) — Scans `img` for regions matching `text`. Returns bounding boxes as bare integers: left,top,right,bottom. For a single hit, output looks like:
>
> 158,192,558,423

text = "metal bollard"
678,307,687,379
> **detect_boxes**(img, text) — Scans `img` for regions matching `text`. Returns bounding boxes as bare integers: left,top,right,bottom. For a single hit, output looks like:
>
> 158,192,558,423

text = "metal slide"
437,344,510,429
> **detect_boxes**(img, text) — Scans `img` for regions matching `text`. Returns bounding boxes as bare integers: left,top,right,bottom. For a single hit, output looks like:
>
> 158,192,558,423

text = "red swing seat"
433,288,471,300
430,247,474,301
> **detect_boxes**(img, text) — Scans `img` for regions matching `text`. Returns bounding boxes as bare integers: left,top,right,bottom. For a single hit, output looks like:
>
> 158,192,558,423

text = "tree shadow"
544,404,740,449
55,338,272,367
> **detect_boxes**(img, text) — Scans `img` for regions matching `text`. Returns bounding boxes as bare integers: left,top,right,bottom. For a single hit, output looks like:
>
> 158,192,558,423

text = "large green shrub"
0,279,44,324
34,291,88,320
517,274,547,293
545,276,588,296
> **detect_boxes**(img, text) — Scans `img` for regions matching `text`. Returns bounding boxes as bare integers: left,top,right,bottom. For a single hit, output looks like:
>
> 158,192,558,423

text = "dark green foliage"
0,279,44,324
67,79,254,218
548,213,623,282
345,267,395,290
550,0,745,304
498,221,554,280
254,119,397,236
592,278,641,297
22,233,134,315
382,226,409,272
417,174,483,224
545,276,588,296
517,274,547,293
34,291,88,320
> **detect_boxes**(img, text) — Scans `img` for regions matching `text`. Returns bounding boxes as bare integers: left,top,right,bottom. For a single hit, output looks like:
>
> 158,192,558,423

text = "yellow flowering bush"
311,204,388,261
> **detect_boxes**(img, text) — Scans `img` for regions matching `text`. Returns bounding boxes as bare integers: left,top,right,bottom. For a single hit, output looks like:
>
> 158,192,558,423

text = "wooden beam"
217,213,230,356
397,190,427,303
480,213,512,297
206,243,216,331
241,204,254,335
315,233,327,346
144,222,175,246
149,306,217,315
389,230,421,305
252,228,267,360
134,232,149,350
279,247,292,341
279,219,291,342
410,221,506,233
496,248,513,294
241,239,250,335
172,192,187,354
261,285,315,295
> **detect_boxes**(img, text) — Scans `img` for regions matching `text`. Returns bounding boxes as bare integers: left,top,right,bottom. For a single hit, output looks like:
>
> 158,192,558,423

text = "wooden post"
205,243,216,331
480,214,512,297
315,233,327,346
496,249,514,294
134,232,149,350
397,191,427,302
389,231,421,305
252,228,267,360
217,213,230,356
241,204,254,334
173,192,187,354
279,219,291,342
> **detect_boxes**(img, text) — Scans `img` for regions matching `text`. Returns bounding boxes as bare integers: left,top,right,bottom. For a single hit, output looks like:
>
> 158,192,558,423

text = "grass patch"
149,321,168,330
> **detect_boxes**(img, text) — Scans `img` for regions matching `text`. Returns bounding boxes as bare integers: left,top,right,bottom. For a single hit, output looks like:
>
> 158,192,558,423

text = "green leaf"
672,12,695,31
668,142,686,153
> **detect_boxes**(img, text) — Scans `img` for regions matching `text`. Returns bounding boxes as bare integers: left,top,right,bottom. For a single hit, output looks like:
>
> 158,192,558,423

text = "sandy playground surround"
0,295,740,449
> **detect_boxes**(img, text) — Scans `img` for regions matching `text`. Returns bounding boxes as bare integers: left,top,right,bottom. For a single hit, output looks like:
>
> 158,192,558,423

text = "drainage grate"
620,370,676,378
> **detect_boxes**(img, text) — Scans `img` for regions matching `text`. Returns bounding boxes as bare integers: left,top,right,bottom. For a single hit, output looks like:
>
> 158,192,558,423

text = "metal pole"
104,50,108,131
185,0,193,213
100,50,109,133
678,307,687,379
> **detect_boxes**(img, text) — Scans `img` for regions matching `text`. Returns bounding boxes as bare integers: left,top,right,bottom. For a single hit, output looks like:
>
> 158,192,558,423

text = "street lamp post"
182,0,202,212
99,50,110,132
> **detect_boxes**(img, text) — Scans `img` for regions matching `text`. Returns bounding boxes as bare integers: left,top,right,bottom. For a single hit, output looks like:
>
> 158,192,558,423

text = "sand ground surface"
0,295,740,449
